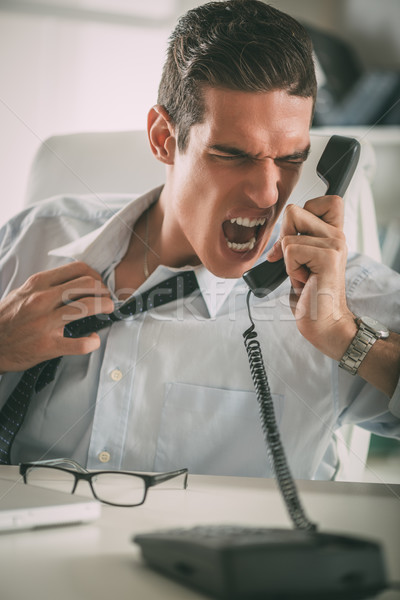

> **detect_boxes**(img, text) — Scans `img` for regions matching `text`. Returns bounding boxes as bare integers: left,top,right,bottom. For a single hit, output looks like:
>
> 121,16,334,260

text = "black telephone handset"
243,135,361,298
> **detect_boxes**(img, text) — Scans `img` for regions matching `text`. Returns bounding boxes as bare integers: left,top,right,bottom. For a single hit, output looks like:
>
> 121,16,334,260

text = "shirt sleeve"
336,253,400,434
389,378,400,418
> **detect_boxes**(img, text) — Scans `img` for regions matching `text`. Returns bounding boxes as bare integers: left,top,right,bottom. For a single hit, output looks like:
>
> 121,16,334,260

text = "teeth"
226,236,256,251
230,217,266,227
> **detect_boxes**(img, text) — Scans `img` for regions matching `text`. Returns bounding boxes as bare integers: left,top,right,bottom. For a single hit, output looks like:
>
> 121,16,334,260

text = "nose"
244,158,280,208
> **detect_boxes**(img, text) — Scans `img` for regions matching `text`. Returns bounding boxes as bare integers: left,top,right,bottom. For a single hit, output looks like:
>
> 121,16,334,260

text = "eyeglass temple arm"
150,468,188,489
20,457,89,474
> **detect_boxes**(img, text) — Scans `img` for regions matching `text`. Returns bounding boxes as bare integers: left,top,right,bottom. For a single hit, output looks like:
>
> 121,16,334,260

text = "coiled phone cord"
243,290,317,532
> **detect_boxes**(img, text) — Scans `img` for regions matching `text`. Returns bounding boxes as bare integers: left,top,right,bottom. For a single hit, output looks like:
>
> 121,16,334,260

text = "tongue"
222,221,256,244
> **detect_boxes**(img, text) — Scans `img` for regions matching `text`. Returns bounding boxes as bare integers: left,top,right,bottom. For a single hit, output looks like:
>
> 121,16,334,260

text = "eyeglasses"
19,458,188,507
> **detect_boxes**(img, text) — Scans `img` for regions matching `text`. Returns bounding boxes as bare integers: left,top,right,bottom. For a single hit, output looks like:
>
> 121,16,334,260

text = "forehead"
195,87,312,155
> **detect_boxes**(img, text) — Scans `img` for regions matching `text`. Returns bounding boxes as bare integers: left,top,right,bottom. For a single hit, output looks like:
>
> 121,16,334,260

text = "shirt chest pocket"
153,382,284,477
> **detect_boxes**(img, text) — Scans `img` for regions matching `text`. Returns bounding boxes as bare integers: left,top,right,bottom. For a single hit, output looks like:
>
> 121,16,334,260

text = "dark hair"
158,0,316,151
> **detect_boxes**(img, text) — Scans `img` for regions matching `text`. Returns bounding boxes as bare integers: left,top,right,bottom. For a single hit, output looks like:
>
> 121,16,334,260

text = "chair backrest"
25,129,380,481
25,130,165,203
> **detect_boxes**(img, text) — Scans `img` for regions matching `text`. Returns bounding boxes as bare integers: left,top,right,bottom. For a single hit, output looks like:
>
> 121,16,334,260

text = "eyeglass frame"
19,458,189,507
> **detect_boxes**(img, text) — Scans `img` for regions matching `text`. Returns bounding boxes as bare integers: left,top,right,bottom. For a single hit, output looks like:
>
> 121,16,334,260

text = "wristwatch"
339,316,389,375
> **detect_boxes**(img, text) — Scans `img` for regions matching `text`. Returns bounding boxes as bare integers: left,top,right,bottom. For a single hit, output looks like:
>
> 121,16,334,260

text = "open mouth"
222,216,266,252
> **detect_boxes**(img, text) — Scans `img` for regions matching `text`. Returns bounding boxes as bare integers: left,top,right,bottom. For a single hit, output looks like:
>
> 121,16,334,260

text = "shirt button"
110,368,123,381
98,451,111,463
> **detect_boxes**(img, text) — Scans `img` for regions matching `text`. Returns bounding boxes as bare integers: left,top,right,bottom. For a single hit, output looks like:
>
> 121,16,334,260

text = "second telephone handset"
243,135,361,297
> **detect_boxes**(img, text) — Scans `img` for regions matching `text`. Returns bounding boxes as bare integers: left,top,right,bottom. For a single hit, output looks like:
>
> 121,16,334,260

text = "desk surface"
0,466,399,600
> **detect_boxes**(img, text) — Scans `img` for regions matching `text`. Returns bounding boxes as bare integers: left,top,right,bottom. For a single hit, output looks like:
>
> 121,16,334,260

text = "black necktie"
0,271,198,464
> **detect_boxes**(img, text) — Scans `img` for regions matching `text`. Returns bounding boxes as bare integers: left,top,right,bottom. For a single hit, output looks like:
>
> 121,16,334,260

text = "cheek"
278,169,303,209
175,167,224,222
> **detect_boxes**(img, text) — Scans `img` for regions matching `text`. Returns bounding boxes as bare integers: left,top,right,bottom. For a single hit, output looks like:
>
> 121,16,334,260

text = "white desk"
0,466,399,600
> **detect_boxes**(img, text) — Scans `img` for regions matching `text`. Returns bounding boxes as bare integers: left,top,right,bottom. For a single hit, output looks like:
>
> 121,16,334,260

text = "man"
0,0,399,478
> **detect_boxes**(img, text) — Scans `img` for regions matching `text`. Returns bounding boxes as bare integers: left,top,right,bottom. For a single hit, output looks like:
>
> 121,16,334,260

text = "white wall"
0,0,399,227
0,9,171,226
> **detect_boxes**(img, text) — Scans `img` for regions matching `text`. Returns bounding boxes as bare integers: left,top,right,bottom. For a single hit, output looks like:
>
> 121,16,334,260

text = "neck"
115,193,200,299
153,186,201,270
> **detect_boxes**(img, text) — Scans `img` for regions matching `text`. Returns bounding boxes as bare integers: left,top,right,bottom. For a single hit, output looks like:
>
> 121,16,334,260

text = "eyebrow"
208,143,311,162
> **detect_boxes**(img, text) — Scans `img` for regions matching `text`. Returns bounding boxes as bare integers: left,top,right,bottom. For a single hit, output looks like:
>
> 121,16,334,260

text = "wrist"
325,315,358,362
304,310,357,361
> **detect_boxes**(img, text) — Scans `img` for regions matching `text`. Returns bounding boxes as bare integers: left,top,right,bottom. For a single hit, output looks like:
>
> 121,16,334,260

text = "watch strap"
339,323,378,376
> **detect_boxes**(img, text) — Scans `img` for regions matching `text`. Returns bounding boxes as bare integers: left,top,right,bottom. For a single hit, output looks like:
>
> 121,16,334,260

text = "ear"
147,105,176,165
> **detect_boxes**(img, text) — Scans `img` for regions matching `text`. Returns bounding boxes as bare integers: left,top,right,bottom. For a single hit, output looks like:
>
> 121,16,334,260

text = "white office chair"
24,129,381,481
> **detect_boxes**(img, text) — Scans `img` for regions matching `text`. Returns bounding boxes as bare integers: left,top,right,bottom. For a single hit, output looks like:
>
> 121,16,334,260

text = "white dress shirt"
0,188,399,479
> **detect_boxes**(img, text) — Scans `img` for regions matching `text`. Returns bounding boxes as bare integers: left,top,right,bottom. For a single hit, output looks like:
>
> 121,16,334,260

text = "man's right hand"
0,262,114,373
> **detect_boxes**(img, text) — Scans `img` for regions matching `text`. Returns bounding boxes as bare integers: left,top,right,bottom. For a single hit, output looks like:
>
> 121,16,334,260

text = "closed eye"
208,144,252,163
275,158,305,169
212,153,247,161
208,144,310,166
275,149,310,166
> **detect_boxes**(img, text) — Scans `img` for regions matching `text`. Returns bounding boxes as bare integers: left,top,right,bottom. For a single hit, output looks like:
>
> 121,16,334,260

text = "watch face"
360,316,389,338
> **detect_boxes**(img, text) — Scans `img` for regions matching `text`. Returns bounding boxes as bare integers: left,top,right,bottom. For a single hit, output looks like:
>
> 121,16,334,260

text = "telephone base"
134,525,387,599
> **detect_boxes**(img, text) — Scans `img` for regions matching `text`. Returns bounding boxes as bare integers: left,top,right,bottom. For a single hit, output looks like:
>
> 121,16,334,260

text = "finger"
281,233,346,254
27,261,104,289
283,243,344,284
20,276,112,319
58,275,111,304
57,332,102,356
266,239,283,262
56,296,115,322
281,202,343,240
303,195,344,229
266,214,338,263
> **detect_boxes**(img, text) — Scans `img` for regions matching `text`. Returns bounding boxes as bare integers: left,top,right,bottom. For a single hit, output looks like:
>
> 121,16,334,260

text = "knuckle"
332,231,347,252
284,203,297,217
336,230,346,243
326,246,346,265
284,243,297,260
23,289,49,313
303,199,313,211
330,195,344,213
23,272,43,292
280,235,290,251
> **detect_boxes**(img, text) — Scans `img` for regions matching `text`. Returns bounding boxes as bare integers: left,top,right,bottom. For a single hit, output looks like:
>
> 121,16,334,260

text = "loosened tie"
0,271,198,464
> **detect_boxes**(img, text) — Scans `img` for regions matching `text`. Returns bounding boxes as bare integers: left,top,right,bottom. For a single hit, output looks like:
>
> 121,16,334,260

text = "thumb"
266,239,283,262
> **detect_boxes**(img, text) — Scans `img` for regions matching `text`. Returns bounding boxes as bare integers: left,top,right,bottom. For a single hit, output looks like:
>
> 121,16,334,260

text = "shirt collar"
49,187,163,274
48,187,240,319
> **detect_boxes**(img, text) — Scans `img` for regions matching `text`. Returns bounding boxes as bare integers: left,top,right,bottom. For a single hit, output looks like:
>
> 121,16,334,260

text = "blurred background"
0,0,399,481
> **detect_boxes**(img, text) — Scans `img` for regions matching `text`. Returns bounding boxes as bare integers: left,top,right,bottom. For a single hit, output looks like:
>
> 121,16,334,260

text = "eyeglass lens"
91,472,146,505
25,467,147,505
25,467,77,494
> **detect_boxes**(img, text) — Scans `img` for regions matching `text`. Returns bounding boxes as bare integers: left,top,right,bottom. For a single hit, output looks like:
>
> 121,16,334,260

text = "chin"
204,259,254,280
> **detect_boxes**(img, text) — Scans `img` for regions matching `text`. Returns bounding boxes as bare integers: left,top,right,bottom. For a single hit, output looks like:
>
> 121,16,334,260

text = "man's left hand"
266,195,357,360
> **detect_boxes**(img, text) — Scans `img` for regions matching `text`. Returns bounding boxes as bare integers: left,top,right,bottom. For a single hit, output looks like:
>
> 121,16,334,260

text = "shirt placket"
86,315,144,470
